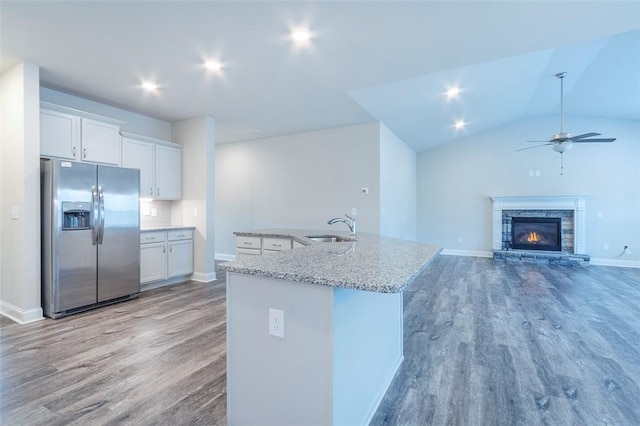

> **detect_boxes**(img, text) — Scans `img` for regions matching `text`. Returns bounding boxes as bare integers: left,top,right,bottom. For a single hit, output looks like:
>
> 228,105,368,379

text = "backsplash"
140,200,173,228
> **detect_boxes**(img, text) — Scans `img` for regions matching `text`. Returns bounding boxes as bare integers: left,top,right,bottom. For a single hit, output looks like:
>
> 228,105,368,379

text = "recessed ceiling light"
446,86,461,99
291,28,311,42
141,81,159,92
453,120,466,130
204,60,223,71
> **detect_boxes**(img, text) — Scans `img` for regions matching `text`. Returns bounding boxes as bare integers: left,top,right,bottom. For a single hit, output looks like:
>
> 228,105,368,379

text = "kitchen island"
220,230,440,426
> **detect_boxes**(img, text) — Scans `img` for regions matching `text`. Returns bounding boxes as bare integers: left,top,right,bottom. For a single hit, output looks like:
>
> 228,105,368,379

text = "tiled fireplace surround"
491,195,587,255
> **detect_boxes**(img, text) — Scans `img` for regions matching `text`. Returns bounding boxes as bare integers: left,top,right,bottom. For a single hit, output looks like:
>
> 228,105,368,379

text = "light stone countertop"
140,226,195,233
220,229,441,293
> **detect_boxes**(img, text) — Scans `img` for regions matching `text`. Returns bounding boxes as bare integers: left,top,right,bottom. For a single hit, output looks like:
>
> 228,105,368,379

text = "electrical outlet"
269,308,285,338
151,208,158,217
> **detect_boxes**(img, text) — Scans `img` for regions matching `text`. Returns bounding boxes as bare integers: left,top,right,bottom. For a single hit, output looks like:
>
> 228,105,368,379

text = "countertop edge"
222,229,442,293
141,226,196,232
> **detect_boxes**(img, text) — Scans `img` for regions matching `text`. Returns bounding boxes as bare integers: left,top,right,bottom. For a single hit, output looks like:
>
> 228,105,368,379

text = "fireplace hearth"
511,217,561,251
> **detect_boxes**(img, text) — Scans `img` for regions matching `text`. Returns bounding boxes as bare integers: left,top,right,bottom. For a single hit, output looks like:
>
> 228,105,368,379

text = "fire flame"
527,232,540,243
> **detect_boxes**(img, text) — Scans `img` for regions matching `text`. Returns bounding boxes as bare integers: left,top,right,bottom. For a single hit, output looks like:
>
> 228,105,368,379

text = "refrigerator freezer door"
97,165,140,302
42,160,98,315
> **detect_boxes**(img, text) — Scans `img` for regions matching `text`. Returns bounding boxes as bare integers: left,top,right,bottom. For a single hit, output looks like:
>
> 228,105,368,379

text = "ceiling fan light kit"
518,71,616,174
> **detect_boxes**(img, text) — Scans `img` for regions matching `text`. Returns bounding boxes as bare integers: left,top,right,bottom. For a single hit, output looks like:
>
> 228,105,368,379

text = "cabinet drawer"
262,238,291,251
168,229,193,241
140,232,166,244
237,236,261,249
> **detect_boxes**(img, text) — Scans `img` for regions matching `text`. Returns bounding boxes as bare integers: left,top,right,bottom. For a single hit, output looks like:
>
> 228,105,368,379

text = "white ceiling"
2,1,639,152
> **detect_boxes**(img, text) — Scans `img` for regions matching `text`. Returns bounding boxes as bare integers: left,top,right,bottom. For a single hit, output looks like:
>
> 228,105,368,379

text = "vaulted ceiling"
2,1,639,152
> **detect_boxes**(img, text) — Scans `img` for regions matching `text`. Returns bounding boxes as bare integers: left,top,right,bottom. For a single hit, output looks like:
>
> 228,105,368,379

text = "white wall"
172,117,216,282
215,123,381,258
379,123,417,240
0,62,43,323
40,87,172,140
417,115,640,264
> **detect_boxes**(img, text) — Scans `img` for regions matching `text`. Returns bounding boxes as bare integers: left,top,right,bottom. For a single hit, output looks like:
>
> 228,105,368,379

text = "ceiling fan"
518,72,616,174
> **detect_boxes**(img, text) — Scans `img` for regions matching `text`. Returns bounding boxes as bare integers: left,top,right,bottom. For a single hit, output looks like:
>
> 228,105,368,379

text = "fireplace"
490,195,587,254
511,217,561,251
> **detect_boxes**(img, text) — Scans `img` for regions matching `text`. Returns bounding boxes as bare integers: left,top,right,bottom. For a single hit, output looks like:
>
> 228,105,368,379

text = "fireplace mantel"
490,195,587,254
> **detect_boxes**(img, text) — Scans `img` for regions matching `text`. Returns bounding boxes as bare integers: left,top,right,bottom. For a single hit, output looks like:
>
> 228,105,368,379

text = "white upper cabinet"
40,102,123,165
155,144,182,200
122,137,155,198
40,109,80,160
121,133,182,200
81,118,121,165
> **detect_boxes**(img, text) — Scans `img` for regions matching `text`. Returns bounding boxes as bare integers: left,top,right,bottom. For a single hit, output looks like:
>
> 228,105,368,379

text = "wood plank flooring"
0,280,228,425
1,256,639,425
371,256,640,426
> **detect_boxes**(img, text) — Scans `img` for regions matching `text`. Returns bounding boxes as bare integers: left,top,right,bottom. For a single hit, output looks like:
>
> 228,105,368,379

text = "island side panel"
226,272,334,426
332,287,403,426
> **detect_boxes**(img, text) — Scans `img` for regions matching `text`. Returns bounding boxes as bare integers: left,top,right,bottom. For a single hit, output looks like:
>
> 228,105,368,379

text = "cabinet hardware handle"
163,247,165,253
83,148,87,158
73,146,76,157
243,242,252,245
177,234,185,238
273,244,282,247
156,188,160,196
169,246,172,252
150,187,153,196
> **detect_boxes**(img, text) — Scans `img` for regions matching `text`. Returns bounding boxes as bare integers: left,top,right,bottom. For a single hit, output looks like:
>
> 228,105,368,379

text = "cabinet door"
155,145,181,200
236,248,261,259
122,138,155,198
81,118,121,165
40,109,80,160
168,239,193,278
140,242,167,283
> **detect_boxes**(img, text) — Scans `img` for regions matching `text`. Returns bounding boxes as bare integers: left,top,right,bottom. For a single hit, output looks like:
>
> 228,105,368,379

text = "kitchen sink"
305,235,351,243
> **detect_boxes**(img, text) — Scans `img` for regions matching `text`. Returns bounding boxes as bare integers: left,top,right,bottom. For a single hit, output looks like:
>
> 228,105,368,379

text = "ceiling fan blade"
516,143,553,152
525,140,551,143
572,138,616,143
571,132,601,140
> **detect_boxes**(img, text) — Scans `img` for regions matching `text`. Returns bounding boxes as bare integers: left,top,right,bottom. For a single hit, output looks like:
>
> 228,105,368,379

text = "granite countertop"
220,229,441,293
140,226,195,233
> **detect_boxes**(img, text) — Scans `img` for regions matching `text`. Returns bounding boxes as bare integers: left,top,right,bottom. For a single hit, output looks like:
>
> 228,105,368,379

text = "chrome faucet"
327,214,356,238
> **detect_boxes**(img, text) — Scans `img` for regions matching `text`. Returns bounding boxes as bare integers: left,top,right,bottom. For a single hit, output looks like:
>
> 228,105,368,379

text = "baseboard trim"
191,271,218,283
216,253,236,261
441,249,493,258
362,354,404,426
0,300,44,324
141,276,191,292
590,258,640,268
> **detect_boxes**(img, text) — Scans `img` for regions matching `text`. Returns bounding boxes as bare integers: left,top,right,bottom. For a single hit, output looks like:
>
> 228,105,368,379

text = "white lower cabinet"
168,231,194,278
235,235,297,258
140,229,193,285
141,242,167,283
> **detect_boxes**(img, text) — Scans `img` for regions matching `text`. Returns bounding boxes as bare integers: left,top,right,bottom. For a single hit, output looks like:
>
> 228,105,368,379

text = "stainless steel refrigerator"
41,158,140,318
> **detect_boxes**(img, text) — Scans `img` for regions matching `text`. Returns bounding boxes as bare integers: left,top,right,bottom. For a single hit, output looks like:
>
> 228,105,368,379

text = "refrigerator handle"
91,186,99,245
98,186,105,245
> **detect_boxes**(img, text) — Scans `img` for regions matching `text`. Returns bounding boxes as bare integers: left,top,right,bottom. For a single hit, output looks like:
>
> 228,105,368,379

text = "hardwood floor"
0,280,228,425
1,256,639,425
371,256,640,426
